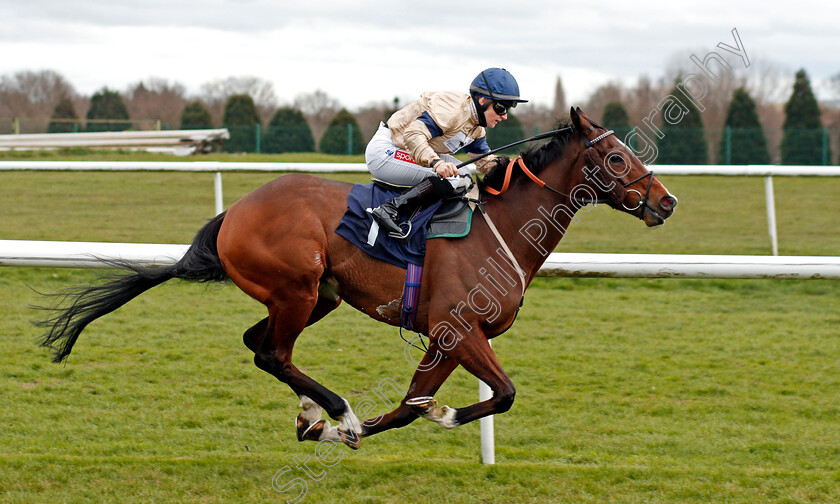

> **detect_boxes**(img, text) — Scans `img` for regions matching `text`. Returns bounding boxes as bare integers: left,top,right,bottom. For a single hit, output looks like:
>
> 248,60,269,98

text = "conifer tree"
86,88,131,132
718,88,770,164
781,69,828,165
47,95,79,133
319,109,364,155
263,107,315,153
180,101,213,129
601,101,631,139
222,94,261,152
657,83,708,165
552,76,567,118
485,112,525,154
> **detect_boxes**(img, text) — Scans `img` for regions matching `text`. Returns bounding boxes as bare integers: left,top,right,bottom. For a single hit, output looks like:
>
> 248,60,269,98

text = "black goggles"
491,101,514,116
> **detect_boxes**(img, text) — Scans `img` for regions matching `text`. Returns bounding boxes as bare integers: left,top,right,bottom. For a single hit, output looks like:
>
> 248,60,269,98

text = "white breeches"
365,123,472,189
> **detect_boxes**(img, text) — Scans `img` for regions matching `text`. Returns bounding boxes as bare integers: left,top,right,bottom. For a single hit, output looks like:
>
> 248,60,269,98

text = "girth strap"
400,262,423,330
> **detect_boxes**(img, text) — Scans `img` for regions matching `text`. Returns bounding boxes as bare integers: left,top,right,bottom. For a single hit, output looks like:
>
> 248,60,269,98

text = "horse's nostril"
660,195,677,211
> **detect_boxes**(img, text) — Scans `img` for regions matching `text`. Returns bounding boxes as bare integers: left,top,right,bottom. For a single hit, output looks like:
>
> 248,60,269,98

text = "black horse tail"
37,212,229,363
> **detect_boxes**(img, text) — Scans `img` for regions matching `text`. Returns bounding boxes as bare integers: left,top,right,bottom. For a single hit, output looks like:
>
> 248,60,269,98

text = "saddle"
371,179,474,239
336,179,478,330
335,179,476,270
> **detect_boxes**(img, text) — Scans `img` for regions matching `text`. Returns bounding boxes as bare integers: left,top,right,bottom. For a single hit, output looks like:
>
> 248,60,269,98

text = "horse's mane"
478,120,576,194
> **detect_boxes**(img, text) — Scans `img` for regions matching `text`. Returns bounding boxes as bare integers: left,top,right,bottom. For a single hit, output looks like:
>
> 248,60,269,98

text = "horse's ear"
570,106,581,128
570,106,593,135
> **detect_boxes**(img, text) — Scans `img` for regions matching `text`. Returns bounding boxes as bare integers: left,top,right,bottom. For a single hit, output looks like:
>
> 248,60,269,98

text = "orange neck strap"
484,157,546,196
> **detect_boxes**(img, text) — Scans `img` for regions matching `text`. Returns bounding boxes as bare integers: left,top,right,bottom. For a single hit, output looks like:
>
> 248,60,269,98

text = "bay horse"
39,108,677,450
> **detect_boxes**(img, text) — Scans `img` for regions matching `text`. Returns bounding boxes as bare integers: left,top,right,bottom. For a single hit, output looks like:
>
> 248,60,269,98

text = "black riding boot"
370,177,453,237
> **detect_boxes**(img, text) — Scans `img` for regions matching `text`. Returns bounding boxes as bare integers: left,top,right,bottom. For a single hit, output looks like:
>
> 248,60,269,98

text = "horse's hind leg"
242,317,268,353
243,317,328,435
243,292,362,449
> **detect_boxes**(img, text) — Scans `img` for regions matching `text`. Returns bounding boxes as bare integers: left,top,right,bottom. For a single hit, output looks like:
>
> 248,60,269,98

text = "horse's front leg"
360,342,459,438
409,329,516,429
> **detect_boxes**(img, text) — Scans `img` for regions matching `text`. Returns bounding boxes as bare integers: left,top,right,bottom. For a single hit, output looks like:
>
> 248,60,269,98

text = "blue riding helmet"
469,68,528,105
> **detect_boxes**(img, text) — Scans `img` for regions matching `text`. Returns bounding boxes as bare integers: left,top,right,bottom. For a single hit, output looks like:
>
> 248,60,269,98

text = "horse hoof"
337,428,362,450
296,412,312,440
297,418,328,442
406,396,436,416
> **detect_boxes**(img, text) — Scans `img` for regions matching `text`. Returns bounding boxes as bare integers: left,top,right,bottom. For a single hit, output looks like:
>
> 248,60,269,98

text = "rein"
482,129,656,216
455,127,574,170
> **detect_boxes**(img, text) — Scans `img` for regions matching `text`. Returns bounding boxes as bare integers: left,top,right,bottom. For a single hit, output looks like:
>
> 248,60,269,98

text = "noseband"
485,129,655,218
617,169,655,212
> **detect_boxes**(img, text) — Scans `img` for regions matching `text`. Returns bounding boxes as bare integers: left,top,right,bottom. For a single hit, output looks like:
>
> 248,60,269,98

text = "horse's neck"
485,153,581,280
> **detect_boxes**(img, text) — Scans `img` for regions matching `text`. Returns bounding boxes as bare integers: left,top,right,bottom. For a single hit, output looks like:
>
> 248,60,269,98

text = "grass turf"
1,153,839,503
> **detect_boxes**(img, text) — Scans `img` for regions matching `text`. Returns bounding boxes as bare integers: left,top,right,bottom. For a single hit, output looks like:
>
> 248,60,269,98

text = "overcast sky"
1,0,838,110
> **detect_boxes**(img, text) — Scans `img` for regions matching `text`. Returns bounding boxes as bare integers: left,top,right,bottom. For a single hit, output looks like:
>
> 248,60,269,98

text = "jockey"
365,67,527,237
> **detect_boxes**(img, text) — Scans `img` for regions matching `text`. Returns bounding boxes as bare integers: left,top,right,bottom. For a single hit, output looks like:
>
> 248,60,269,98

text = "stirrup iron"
387,220,411,240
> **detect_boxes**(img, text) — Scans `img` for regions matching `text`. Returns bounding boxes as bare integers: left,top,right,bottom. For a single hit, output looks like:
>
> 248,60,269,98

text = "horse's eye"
609,154,624,164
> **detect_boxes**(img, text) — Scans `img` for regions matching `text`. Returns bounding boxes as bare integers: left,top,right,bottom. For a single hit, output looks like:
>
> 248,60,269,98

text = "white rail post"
214,171,224,216
764,176,778,256
479,339,495,465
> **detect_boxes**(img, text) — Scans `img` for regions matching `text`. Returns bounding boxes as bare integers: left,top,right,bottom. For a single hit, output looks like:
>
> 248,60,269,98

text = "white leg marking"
315,398,363,446
299,395,323,424
436,406,458,429
408,397,459,429
337,398,363,435
317,420,339,442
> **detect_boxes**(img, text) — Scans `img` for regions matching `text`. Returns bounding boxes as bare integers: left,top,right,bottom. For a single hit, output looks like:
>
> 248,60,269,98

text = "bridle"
618,168,655,212
483,129,656,218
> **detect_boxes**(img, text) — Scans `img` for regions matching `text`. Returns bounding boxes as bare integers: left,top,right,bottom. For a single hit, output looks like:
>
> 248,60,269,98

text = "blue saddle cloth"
335,183,444,269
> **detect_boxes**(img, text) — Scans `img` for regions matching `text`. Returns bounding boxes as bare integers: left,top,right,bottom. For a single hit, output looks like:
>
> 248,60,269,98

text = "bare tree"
2,70,77,105
744,59,789,106
511,102,556,137
582,81,625,124
125,78,188,130
623,75,666,125
746,61,789,163
660,52,789,161
0,70,77,132
662,49,748,133
590,50,790,163
293,89,342,143
200,76,278,124
355,100,393,142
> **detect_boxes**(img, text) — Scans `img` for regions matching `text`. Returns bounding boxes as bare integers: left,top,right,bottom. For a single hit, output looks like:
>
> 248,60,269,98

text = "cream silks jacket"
386,91,498,173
